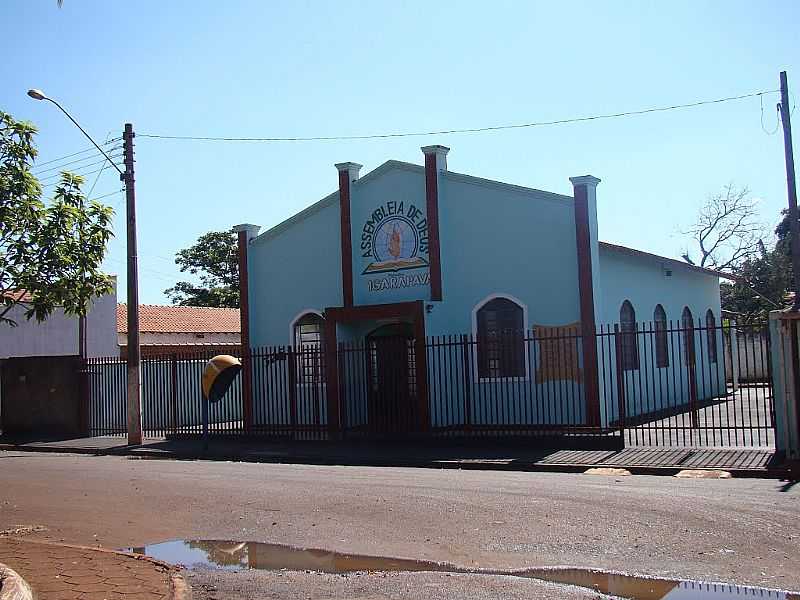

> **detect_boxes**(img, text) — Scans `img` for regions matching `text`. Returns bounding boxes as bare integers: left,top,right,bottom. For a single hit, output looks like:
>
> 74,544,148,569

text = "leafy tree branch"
0,111,114,327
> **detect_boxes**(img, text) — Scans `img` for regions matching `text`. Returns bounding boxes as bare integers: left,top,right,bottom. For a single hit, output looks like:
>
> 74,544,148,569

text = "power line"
32,146,122,176
760,93,780,135
85,132,117,200
138,89,779,143
33,137,121,168
104,257,177,282
37,156,124,183
88,188,124,203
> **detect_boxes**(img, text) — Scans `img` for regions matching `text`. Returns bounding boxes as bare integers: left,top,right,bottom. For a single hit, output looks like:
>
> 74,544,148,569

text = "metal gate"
603,321,775,449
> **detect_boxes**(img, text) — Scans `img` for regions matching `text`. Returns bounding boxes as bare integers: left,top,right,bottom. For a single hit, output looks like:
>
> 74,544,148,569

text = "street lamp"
28,88,142,444
27,89,122,176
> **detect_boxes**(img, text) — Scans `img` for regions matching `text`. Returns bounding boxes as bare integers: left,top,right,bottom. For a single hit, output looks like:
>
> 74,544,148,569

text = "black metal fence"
87,349,243,437
86,320,775,448
608,321,774,448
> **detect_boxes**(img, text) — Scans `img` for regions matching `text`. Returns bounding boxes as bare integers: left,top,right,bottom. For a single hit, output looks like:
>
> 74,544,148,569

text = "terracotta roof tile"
1,290,34,303
117,304,240,334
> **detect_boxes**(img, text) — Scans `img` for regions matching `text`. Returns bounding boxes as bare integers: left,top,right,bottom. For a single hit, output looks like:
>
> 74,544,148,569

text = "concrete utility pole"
122,124,142,445
778,71,800,456
26,89,129,435
779,71,800,311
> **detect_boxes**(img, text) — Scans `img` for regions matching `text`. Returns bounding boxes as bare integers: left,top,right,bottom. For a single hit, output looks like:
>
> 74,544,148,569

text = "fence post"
683,320,699,429
461,334,472,431
769,311,800,461
170,354,178,434
79,357,91,436
288,347,297,437
613,325,626,433
726,320,740,392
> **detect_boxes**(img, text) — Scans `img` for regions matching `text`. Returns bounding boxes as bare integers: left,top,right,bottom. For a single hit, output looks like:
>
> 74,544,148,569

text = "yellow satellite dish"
202,355,242,403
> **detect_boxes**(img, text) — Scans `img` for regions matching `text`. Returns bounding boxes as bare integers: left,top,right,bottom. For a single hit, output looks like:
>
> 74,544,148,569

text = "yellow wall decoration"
533,322,583,383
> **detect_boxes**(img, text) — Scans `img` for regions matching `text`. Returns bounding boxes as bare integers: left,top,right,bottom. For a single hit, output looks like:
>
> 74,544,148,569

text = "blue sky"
2,0,798,304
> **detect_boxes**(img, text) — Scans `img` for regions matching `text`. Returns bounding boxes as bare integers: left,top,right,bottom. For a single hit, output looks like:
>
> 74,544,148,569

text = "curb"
0,441,791,480
171,571,193,600
2,538,191,600
0,562,33,600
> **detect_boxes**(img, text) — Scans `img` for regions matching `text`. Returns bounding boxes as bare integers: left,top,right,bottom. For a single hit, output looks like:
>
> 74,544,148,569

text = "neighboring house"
238,145,730,432
0,278,119,359
116,304,240,357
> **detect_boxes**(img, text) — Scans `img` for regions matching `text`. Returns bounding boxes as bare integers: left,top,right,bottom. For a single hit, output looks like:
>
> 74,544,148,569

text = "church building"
234,146,727,435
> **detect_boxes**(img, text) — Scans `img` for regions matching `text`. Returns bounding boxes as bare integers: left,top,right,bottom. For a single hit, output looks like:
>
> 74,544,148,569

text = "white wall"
117,331,241,346
597,247,722,327
0,279,119,359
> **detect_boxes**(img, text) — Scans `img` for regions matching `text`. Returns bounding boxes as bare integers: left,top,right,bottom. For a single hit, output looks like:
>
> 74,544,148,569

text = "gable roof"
247,158,732,283
252,159,572,245
117,304,240,334
599,242,734,280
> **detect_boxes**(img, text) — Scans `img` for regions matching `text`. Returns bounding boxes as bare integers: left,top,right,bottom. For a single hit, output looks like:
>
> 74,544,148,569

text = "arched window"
475,297,525,378
654,304,669,368
292,312,325,384
620,300,639,371
682,307,695,366
706,309,718,364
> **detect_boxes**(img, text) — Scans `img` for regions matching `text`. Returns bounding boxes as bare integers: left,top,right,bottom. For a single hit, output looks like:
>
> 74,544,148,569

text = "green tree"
720,210,793,324
164,229,239,308
0,111,114,326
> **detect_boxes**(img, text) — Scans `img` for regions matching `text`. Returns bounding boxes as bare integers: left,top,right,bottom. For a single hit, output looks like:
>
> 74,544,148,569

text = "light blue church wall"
247,195,343,349
429,171,582,334
425,170,587,427
597,245,726,423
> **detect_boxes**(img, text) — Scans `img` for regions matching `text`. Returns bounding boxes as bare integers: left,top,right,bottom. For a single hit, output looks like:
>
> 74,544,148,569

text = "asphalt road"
0,451,797,598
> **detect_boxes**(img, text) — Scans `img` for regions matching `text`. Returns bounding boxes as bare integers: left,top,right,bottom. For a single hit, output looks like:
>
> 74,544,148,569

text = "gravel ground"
184,569,611,600
0,451,797,597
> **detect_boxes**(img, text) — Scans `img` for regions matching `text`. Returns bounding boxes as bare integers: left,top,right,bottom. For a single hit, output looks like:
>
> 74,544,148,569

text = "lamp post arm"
43,97,123,176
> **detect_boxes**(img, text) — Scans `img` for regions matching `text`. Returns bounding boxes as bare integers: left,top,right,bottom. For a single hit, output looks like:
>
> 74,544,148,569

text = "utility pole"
779,71,800,311
26,88,124,436
779,71,800,453
122,123,142,445
78,191,89,434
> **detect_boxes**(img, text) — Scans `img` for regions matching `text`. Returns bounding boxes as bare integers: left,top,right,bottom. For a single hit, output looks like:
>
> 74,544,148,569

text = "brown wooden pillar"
421,145,448,301
233,223,260,432
570,176,602,427
335,162,362,308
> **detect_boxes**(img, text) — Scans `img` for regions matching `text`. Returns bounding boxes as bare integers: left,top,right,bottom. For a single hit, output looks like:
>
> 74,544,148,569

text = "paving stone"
0,537,174,599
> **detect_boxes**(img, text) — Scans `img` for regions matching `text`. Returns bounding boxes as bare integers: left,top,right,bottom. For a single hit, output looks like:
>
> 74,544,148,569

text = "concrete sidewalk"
0,434,786,476
0,537,187,600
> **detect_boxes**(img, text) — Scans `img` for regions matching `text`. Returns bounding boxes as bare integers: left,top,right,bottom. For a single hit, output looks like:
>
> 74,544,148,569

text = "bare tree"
682,184,765,272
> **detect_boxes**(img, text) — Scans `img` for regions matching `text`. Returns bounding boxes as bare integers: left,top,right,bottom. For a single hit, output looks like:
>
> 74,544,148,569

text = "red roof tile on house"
1,290,34,303
117,304,240,334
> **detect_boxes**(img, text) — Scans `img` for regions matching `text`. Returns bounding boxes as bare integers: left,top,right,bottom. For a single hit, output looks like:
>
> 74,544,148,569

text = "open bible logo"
361,201,428,274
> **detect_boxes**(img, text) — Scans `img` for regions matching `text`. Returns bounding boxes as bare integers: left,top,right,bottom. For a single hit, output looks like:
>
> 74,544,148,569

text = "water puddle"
129,539,798,600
